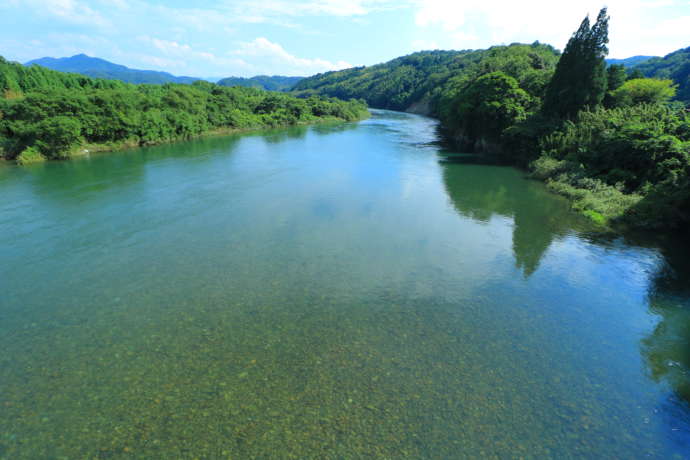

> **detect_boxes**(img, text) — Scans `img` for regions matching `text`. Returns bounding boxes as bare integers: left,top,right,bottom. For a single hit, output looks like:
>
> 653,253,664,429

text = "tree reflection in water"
440,156,588,276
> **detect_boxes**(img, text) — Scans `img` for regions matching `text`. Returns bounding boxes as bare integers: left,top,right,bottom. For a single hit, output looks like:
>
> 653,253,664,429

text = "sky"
1,0,689,78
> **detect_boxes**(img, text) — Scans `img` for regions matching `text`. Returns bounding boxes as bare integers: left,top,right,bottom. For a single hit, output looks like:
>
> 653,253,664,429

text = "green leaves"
611,78,677,107
543,8,610,119
34,116,82,159
293,45,559,116
451,72,531,143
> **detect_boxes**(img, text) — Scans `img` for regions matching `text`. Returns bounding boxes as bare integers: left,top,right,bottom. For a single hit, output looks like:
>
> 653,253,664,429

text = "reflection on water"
441,158,589,276
1,110,690,458
639,234,690,428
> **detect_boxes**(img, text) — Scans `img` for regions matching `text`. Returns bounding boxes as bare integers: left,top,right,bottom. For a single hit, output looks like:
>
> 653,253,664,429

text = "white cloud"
232,37,352,75
136,55,186,70
135,36,252,74
223,0,400,19
411,0,690,57
22,0,110,27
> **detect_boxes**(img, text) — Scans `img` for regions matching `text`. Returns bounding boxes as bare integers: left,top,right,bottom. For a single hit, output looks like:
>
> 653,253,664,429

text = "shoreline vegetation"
0,56,369,166
5,115,364,166
292,9,690,232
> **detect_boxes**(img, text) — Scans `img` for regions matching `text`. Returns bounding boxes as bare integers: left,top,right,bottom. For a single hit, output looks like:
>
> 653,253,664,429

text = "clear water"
1,110,689,458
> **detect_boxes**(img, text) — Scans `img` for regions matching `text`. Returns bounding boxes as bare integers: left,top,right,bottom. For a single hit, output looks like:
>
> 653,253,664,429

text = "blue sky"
1,0,689,78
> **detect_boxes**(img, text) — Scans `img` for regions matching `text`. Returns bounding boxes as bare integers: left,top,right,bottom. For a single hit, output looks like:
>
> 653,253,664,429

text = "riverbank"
435,104,690,233
78,115,368,158
7,113,370,166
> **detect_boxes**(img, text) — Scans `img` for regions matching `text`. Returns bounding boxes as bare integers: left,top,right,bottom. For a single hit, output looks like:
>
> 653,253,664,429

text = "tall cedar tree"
543,8,610,118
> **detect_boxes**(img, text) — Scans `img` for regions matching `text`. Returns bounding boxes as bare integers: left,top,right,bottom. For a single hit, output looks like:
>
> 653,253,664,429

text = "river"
1,109,689,458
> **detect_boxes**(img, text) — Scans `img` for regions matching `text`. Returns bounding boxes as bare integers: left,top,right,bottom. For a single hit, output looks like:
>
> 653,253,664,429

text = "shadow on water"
440,155,590,276
439,145,690,431
310,121,359,136
261,125,310,143
582,229,690,416
635,233,690,423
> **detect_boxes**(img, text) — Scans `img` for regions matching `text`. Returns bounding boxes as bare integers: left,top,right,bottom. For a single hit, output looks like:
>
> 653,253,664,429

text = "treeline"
293,9,689,231
217,75,304,92
0,57,368,164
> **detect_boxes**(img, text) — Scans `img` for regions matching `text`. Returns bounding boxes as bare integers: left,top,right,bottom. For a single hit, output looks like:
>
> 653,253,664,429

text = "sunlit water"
1,110,689,458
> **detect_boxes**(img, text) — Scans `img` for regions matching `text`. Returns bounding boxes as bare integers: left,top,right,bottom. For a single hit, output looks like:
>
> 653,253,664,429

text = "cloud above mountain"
1,0,687,77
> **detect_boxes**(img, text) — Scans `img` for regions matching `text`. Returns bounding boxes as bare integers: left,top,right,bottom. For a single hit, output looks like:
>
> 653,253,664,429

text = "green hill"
291,43,560,115
217,75,303,91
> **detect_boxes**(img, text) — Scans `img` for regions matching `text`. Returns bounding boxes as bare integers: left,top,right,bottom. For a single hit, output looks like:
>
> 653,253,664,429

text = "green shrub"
611,78,677,107
15,146,45,164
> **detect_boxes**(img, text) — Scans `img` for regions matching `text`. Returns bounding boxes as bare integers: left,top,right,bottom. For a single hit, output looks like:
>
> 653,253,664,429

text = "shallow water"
1,110,689,458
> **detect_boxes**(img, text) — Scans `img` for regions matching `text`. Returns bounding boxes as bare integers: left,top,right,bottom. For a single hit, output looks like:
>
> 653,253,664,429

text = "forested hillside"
0,56,368,164
26,54,200,85
292,44,560,114
217,75,303,91
1,56,125,95
632,47,690,103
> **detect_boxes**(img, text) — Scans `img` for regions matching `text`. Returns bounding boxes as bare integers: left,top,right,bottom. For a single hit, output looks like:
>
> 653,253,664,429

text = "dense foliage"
441,72,531,150
633,46,690,103
543,8,609,119
293,44,560,114
217,75,304,92
0,57,368,163
610,78,676,107
26,54,200,85
531,105,690,226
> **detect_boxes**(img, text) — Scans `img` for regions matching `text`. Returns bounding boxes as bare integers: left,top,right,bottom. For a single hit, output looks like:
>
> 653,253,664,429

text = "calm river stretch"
1,110,689,458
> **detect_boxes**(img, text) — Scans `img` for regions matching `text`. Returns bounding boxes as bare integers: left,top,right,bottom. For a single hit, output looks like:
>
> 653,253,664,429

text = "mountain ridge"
606,55,656,67
26,54,306,90
26,54,201,85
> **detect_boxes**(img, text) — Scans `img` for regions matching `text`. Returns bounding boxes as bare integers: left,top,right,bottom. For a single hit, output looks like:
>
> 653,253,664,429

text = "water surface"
1,110,689,458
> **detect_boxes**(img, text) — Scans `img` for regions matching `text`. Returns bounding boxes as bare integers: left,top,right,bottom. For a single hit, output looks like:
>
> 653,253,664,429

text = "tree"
451,71,531,142
543,8,610,118
628,68,645,80
607,64,627,92
604,64,629,107
34,116,82,159
611,78,677,106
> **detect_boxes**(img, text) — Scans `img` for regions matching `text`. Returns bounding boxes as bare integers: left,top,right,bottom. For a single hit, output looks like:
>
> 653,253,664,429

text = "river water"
1,110,689,458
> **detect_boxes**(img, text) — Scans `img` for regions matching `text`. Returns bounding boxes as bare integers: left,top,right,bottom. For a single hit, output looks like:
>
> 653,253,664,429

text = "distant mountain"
631,46,690,103
25,54,200,85
217,75,304,91
606,55,656,67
